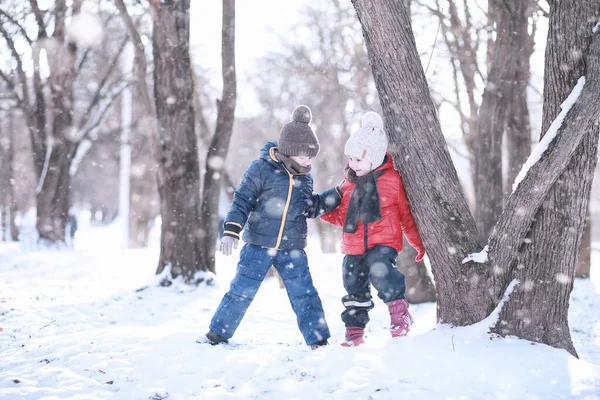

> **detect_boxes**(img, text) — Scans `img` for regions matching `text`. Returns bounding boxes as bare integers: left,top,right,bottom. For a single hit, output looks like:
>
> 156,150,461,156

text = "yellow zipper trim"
274,166,294,249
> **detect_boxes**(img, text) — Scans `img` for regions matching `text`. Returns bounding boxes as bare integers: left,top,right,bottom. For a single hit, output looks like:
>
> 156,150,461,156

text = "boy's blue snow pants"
209,243,330,345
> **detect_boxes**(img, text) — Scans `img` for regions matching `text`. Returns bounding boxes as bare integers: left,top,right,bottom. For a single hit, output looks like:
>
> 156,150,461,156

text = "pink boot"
389,299,413,337
341,326,365,347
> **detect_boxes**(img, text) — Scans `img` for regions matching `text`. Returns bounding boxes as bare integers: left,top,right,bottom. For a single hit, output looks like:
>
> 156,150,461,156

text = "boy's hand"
219,236,239,256
415,248,425,263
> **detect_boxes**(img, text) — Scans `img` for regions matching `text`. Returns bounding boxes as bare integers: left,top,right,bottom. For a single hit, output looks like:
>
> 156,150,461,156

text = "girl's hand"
415,248,425,263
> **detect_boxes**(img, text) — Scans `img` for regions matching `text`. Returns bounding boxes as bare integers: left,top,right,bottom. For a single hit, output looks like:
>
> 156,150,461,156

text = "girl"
321,112,425,347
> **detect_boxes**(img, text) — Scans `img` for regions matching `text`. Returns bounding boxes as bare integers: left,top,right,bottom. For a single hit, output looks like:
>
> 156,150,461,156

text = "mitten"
219,236,239,256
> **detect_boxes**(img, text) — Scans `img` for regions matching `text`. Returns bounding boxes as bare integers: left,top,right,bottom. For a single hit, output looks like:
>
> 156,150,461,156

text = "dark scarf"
343,167,385,233
274,151,311,175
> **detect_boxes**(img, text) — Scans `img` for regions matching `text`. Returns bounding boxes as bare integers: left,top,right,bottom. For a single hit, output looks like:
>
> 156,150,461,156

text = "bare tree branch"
28,0,48,38
79,79,131,141
77,36,129,131
0,69,25,110
0,9,33,44
0,23,31,109
114,0,154,116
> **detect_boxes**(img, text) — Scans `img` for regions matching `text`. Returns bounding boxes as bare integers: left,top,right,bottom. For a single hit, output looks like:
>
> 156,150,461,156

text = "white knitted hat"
344,112,388,169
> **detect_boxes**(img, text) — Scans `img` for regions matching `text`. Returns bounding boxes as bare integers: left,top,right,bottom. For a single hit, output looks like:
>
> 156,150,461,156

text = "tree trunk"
1,208,5,242
505,2,535,198
352,0,600,356
474,1,528,240
397,237,436,304
36,0,77,244
576,212,591,278
35,140,75,243
6,109,18,241
30,38,47,178
129,157,159,248
490,2,600,357
200,0,237,274
352,0,487,325
119,43,134,249
0,110,7,241
152,0,206,282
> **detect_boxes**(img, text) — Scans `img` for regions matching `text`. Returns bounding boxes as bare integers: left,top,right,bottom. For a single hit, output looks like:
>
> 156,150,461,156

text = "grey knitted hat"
344,112,388,169
278,105,320,158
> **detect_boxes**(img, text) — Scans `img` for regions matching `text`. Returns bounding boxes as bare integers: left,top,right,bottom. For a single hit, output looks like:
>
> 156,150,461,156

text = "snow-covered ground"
1,220,599,399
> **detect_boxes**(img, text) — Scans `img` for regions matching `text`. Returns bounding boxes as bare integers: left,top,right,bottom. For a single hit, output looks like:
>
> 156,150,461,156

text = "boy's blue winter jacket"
223,142,341,250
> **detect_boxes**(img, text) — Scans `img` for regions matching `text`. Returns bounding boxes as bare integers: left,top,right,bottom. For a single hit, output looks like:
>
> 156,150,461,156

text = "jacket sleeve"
304,180,343,219
397,175,425,253
320,179,347,227
222,160,263,239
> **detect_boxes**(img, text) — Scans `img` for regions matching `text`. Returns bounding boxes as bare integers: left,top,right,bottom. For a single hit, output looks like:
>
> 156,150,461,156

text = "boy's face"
290,155,312,168
348,157,372,177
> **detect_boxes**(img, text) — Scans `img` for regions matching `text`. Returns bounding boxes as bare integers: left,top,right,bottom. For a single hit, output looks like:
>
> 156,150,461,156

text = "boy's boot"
310,339,329,350
341,326,365,347
389,299,413,337
202,330,229,345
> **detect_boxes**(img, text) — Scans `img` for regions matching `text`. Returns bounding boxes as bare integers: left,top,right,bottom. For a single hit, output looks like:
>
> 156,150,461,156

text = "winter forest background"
1,0,600,399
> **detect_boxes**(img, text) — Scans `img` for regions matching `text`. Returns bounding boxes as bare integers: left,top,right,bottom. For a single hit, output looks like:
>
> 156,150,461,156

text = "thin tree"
351,0,600,356
199,0,237,274
0,105,19,241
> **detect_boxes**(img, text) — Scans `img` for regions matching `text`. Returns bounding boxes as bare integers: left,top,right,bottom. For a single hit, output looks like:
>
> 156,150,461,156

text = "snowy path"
1,223,599,399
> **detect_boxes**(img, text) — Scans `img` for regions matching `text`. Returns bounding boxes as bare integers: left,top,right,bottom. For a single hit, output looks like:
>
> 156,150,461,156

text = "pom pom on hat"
360,111,384,131
292,105,312,124
278,105,320,157
344,111,388,169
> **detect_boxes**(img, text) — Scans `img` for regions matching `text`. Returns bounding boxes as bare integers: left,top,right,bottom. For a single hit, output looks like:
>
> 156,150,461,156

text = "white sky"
189,1,548,119
190,0,308,116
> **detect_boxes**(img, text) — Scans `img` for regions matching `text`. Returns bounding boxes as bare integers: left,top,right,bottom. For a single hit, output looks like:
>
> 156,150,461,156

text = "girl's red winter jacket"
321,154,424,256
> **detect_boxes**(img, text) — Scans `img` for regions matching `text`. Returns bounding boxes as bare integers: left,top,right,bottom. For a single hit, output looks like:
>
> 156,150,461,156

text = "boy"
203,105,341,349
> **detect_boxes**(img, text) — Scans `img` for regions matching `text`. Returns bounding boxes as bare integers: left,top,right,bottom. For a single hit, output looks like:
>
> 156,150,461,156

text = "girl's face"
289,155,312,168
348,157,372,177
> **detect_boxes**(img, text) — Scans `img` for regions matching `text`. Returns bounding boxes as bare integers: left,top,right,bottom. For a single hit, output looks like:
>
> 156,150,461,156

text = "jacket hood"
374,153,393,171
259,141,283,168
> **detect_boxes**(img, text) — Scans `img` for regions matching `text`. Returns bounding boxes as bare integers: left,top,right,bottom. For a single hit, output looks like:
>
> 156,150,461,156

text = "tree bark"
200,0,237,274
474,1,527,240
6,109,18,241
35,140,75,243
0,108,7,241
504,2,535,198
151,0,206,282
490,2,600,357
31,38,47,177
576,213,591,278
36,0,77,243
